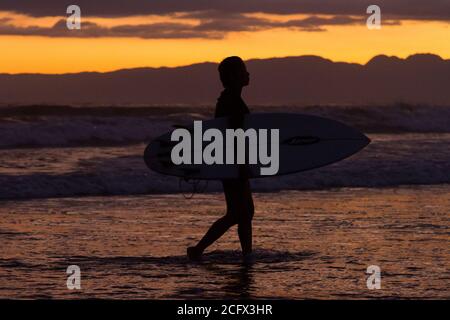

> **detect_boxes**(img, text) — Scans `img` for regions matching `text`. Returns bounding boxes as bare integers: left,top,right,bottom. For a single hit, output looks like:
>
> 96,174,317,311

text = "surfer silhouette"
187,56,254,261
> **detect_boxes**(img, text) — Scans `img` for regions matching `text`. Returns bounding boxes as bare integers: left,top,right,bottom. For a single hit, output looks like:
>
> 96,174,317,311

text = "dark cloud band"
1,0,449,21
0,14,377,39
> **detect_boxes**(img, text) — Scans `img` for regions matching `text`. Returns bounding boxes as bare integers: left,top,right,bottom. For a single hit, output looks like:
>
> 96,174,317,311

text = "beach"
2,0,450,302
0,105,449,299
0,186,448,299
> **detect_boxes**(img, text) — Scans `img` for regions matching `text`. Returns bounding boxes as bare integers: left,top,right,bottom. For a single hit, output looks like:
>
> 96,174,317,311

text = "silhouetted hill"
0,54,449,105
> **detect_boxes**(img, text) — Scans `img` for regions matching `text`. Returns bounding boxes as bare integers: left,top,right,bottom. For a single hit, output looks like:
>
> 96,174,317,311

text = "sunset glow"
0,9,449,74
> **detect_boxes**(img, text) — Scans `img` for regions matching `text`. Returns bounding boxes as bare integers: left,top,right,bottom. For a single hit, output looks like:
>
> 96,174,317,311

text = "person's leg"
238,219,252,255
188,181,238,259
237,180,254,256
194,214,237,253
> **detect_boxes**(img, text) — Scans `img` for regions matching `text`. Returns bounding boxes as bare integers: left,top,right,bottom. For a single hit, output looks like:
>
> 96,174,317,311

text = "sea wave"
1,134,449,199
0,104,449,149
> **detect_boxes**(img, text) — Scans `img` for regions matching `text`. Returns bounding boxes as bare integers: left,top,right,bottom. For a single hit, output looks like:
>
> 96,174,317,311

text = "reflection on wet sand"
0,186,449,299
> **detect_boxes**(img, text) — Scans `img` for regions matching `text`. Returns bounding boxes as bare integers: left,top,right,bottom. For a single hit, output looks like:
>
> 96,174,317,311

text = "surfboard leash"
179,178,209,199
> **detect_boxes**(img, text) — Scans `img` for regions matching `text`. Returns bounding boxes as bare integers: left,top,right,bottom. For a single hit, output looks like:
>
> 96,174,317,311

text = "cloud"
0,14,395,39
0,0,444,39
1,0,449,21
191,14,373,33
0,19,216,39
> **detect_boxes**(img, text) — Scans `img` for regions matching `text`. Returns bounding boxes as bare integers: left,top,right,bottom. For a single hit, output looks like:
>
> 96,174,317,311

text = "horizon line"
1,52,447,76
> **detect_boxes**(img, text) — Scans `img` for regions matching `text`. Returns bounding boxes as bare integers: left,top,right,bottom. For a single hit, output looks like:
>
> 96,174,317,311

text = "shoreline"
1,183,449,202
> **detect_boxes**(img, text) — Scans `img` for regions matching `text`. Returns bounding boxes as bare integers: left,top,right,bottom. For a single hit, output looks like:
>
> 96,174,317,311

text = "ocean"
0,105,449,298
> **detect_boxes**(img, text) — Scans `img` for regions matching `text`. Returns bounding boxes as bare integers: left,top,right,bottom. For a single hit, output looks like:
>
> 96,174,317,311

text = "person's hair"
218,56,244,87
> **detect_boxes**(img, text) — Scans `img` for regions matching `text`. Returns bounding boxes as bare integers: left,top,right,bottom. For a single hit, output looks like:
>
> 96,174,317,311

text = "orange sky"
0,11,449,74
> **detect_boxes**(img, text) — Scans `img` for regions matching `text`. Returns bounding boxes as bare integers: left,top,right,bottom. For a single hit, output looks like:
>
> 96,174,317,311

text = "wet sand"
0,185,448,299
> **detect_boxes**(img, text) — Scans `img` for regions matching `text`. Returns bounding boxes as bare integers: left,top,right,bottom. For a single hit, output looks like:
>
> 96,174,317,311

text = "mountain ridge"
1,53,449,105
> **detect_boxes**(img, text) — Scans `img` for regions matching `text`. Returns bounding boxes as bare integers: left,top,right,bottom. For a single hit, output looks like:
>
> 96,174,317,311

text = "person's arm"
228,107,250,180
218,95,251,179
228,111,245,130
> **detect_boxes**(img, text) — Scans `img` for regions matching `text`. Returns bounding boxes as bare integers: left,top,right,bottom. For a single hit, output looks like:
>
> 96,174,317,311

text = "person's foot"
187,246,203,261
242,252,255,265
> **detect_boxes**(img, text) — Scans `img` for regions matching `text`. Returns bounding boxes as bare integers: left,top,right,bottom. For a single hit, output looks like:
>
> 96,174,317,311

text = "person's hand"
238,164,252,179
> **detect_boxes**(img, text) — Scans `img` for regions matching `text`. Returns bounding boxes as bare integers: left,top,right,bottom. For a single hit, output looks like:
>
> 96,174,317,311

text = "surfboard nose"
362,133,371,147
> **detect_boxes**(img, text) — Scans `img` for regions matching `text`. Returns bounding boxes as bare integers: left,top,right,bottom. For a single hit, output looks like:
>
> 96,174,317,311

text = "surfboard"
144,113,370,180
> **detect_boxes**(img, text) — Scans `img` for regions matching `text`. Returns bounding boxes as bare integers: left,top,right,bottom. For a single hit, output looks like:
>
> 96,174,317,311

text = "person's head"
218,56,250,89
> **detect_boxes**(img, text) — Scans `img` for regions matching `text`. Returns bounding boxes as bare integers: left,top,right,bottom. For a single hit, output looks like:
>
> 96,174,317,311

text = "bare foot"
242,252,255,265
187,246,203,261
